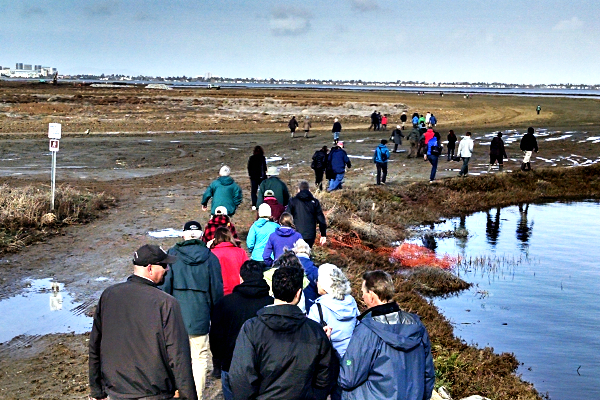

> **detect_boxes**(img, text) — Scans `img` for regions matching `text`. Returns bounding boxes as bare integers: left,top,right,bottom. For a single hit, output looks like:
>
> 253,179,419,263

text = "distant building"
16,63,23,69
34,65,42,71
23,64,32,70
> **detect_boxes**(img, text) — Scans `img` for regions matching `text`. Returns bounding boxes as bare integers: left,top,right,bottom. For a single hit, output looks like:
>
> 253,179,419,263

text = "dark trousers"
393,143,400,152
447,146,455,160
250,177,264,207
489,154,503,165
427,154,439,181
376,162,387,184
314,168,325,191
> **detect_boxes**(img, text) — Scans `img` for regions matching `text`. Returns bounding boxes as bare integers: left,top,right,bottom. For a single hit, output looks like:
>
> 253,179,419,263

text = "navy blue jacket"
339,302,435,400
328,147,351,175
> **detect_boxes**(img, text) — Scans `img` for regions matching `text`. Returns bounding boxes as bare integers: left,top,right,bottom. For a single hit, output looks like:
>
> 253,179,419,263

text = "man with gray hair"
286,181,327,247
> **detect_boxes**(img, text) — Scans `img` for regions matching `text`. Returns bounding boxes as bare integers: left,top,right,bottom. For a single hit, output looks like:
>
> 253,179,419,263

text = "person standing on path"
457,131,474,177
289,116,299,137
257,166,290,208
303,116,312,138
391,125,404,152
311,145,328,191
209,260,274,400
286,180,327,248
424,132,442,183
520,127,538,171
406,127,420,158
373,139,390,185
247,146,267,211
327,141,351,192
447,130,457,161
89,244,197,400
400,111,407,130
160,222,224,400
332,118,342,144
488,132,508,172
201,165,243,217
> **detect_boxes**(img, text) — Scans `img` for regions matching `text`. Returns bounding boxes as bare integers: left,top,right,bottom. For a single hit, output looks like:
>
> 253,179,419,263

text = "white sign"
48,123,62,139
49,139,60,152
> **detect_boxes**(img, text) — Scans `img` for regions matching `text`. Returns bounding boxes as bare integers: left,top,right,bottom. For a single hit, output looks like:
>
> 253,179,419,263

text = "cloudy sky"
1,0,599,84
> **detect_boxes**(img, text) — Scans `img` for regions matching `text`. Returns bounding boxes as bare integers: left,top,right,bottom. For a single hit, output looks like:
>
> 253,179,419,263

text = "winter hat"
219,165,231,177
397,125,401,129
267,166,280,176
258,203,272,218
338,141,344,148
182,220,203,239
264,189,275,197
318,263,351,300
214,206,228,215
292,239,311,256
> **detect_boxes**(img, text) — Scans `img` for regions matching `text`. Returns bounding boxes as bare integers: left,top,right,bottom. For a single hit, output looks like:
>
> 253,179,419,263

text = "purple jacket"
262,227,303,267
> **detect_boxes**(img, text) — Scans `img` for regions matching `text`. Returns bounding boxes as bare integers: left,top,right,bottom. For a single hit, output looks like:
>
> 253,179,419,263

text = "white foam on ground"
266,156,283,162
148,228,182,238
545,135,572,141
348,155,373,160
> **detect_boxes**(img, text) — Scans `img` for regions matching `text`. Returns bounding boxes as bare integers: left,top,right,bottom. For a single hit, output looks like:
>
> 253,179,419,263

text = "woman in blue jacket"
424,132,442,183
262,213,303,267
247,203,279,261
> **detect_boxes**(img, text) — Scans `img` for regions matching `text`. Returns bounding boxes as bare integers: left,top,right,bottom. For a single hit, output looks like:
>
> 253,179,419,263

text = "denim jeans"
327,173,345,191
333,132,340,142
221,370,233,400
427,154,439,181
460,157,470,176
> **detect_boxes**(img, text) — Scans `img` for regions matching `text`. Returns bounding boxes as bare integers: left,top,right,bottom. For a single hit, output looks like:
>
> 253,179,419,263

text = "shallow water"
0,278,92,344
430,201,600,400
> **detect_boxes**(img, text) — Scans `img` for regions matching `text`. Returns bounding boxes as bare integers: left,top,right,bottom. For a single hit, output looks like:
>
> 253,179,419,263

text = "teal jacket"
247,218,280,261
160,239,223,335
201,176,243,216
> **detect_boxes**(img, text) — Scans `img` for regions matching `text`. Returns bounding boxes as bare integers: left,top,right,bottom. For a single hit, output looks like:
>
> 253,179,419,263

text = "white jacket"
458,137,474,157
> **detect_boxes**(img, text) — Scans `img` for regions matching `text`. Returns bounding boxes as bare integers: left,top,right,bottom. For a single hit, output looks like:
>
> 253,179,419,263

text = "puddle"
0,278,92,344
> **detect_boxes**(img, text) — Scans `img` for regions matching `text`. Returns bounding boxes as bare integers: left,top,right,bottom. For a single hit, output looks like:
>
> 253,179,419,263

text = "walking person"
288,116,299,137
326,141,351,192
257,166,290,208
376,112,382,130
202,206,239,245
381,114,388,130
262,212,303,267
160,222,224,400
369,110,378,131
406,127,420,158
411,113,419,128
373,139,390,185
457,131,474,177
424,131,442,183
488,132,508,172
429,113,437,127
89,245,197,400
286,180,327,248
210,227,249,296
447,129,458,161
303,116,312,138
209,260,274,400
400,111,407,130
536,105,541,115
201,165,243,217
311,145,328,191
292,239,320,311
520,127,538,171
391,125,404,152
332,118,342,144
247,203,279,261
247,146,267,210
260,189,285,222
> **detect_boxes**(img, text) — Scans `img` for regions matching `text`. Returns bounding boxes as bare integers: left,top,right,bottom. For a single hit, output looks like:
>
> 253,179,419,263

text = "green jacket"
256,177,290,207
201,176,243,216
407,128,421,142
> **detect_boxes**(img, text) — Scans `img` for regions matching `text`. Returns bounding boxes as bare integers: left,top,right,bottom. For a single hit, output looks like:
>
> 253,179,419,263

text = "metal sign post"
48,124,61,211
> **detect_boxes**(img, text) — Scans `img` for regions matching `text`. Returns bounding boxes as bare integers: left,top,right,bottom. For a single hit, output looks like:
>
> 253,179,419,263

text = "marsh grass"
0,184,116,254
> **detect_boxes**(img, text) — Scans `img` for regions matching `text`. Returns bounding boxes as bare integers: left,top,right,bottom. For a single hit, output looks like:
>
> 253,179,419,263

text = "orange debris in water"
391,243,455,269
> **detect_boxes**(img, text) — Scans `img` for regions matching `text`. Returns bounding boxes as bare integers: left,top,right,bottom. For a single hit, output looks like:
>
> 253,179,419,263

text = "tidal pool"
430,201,600,400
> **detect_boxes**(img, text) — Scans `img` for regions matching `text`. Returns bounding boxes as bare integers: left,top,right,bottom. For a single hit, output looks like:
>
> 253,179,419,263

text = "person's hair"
292,239,311,256
528,127,534,134
381,139,388,145
321,145,328,152
272,265,304,302
434,132,441,141
278,212,295,229
466,131,472,136
240,260,266,282
298,181,309,191
253,145,264,156
449,129,454,134
497,131,503,137
362,270,395,302
212,227,236,247
272,249,303,269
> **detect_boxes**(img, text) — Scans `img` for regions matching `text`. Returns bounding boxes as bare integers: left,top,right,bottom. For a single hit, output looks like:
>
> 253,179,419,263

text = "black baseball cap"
183,221,202,231
133,244,177,266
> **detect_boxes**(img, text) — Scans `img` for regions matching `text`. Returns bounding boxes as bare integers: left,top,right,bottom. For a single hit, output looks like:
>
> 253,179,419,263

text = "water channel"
430,201,600,400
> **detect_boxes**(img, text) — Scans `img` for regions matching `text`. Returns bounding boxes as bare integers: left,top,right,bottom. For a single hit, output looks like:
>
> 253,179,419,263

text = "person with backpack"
424,132,442,183
373,139,390,185
326,142,351,192
311,146,328,191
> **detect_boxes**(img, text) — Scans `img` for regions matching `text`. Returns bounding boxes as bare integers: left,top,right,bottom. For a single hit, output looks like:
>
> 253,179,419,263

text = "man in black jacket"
520,126,539,171
286,181,327,248
229,265,334,400
89,244,197,400
209,260,274,400
311,146,328,191
488,132,508,173
160,221,223,400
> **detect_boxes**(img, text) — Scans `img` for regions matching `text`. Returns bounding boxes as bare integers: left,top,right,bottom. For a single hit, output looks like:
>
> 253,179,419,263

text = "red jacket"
211,242,248,295
424,129,435,144
203,215,239,244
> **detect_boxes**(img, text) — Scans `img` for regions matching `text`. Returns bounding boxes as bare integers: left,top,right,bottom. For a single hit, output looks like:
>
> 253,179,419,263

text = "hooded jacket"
247,218,280,261
391,128,404,145
202,215,239,244
209,278,274,372
247,154,268,180
211,242,249,295
332,121,342,133
201,176,243,216
426,136,440,157
257,176,290,207
160,239,223,335
447,132,458,148
490,136,508,158
262,197,285,223
308,294,358,358
262,227,304,267
339,302,435,400
286,190,327,243
457,136,474,158
328,146,351,175
311,149,328,171
373,144,390,164
229,304,335,400
424,129,435,144
520,132,539,152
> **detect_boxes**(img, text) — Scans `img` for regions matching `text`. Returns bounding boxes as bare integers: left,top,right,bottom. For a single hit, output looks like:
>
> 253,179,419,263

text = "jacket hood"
295,189,315,201
253,218,270,228
275,227,297,237
233,278,272,299
316,294,359,322
217,176,235,186
173,239,211,265
257,304,307,332
361,309,426,351
209,215,231,225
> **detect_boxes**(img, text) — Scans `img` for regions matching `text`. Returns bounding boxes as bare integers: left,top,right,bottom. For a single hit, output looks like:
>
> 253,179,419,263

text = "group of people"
368,110,389,131
310,142,352,192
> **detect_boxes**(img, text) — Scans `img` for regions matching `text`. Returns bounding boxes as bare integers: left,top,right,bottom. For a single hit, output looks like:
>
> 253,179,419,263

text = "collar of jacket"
128,274,158,288
295,189,314,201
233,278,272,298
358,301,400,321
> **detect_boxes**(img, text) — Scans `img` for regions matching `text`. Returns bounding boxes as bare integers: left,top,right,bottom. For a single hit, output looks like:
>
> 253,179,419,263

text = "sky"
1,0,599,85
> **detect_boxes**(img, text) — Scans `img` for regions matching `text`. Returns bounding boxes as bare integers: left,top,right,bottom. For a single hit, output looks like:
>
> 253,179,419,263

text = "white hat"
258,203,271,218
397,125,401,129
318,263,351,300
219,166,231,177
214,206,228,215
267,166,280,176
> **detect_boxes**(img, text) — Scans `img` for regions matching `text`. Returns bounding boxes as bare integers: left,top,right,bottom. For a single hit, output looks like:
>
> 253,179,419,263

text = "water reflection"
516,203,534,250
49,282,63,311
485,207,501,246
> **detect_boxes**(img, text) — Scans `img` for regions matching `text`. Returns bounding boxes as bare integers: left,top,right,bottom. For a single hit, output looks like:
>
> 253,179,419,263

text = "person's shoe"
251,206,256,211
487,165,492,173
291,133,294,138
211,366,222,379
381,182,386,185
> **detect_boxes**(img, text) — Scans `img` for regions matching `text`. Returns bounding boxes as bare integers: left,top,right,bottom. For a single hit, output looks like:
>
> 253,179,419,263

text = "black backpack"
431,144,442,156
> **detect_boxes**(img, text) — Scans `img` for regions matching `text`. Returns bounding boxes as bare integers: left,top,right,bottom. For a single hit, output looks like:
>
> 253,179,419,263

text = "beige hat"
219,165,231,177
264,189,275,197
267,166,280,176
258,203,271,218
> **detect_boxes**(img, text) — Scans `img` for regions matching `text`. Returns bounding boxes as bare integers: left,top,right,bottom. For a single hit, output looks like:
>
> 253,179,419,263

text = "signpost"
48,124,61,211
